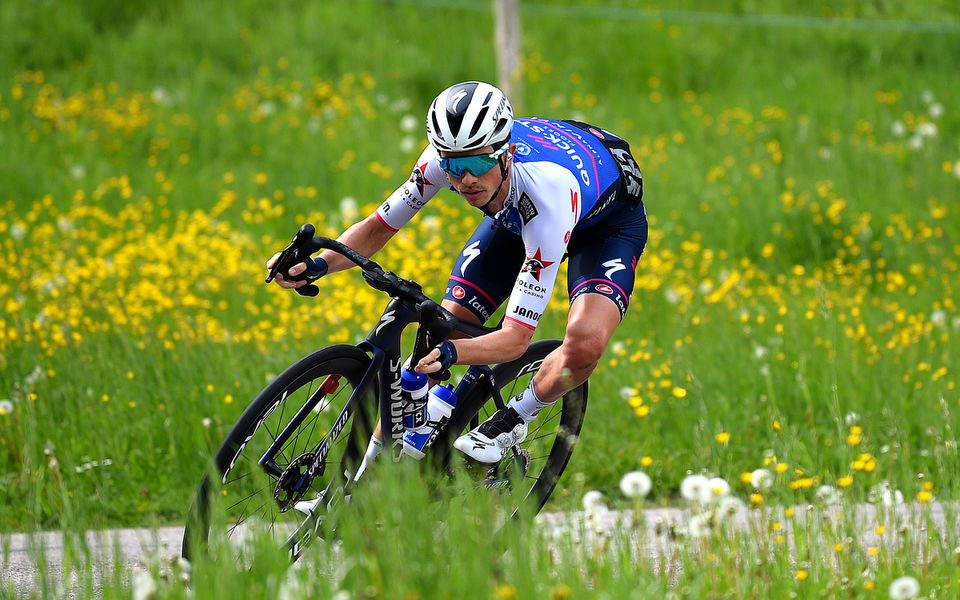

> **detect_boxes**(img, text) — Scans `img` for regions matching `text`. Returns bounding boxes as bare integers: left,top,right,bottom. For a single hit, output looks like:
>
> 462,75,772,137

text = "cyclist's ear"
296,284,320,297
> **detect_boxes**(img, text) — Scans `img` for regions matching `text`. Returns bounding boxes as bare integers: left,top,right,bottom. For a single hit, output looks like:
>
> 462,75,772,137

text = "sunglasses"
439,145,509,178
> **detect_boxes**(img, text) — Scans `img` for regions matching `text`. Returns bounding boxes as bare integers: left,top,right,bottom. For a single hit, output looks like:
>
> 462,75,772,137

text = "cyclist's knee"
560,328,607,371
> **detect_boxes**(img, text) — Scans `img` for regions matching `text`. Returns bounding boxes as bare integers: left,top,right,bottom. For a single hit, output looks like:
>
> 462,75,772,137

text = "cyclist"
269,81,647,465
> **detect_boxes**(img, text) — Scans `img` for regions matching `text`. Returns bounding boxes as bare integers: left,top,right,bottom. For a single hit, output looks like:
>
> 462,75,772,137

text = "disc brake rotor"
274,452,319,512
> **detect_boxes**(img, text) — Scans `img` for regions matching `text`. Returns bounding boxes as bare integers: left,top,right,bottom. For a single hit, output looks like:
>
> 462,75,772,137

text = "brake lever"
266,224,317,284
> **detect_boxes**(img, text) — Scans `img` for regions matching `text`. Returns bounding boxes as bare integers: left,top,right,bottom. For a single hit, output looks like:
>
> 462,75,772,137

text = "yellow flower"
225,394,234,405
640,456,653,467
550,584,572,600
775,462,789,473
493,584,517,600
795,570,808,581
867,546,879,556
917,491,932,502
750,493,763,504
715,432,730,444
837,475,854,487
672,386,687,398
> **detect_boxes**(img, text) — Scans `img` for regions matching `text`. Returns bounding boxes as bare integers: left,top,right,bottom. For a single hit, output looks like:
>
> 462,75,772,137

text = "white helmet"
426,81,513,152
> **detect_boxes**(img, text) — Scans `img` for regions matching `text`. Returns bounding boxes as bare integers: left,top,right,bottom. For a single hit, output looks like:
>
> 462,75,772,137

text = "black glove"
291,256,328,297
435,340,458,371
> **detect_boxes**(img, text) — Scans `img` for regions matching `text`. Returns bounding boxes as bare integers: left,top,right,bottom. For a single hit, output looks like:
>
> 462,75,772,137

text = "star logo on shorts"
410,162,433,196
521,248,554,282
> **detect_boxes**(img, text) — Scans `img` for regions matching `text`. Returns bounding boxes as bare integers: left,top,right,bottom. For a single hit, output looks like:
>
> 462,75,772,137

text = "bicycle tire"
435,339,588,517
182,345,376,560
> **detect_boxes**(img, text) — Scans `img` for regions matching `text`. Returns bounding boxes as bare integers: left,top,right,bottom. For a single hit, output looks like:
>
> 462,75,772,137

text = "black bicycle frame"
256,291,501,499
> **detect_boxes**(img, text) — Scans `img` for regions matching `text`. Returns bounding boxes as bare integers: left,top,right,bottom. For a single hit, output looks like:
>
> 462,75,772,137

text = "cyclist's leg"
455,202,647,462
521,200,648,407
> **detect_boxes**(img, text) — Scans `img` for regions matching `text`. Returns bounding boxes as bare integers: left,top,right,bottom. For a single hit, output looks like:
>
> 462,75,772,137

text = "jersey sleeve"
374,145,449,232
503,164,580,330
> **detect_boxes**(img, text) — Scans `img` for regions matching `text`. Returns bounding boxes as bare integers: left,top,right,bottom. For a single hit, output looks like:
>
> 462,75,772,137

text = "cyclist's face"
440,144,514,213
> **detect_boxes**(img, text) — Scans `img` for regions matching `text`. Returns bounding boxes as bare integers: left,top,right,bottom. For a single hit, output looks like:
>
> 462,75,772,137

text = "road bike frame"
263,225,523,555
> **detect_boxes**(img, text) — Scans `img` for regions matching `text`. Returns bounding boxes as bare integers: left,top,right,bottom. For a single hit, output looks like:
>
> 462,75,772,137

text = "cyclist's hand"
415,340,457,375
266,254,328,295
267,253,307,289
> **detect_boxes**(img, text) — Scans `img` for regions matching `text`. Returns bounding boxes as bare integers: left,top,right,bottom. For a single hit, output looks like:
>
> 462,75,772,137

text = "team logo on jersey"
589,127,606,139
517,193,539,224
452,285,465,299
603,258,627,279
513,141,532,156
596,283,614,295
409,161,433,197
521,248,554,282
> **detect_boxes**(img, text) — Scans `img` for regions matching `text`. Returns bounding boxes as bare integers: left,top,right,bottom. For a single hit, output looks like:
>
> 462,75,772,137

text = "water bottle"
400,369,429,431
402,383,457,459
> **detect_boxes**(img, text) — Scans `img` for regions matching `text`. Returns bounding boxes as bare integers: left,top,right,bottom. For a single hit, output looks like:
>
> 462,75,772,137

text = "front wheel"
182,345,376,561
436,339,588,517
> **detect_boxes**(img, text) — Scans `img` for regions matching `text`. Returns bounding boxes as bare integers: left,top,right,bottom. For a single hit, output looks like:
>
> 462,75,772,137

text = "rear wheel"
182,345,376,561
437,339,588,517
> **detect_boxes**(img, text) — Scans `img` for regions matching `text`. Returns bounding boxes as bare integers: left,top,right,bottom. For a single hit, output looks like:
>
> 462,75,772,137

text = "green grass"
1,0,960,595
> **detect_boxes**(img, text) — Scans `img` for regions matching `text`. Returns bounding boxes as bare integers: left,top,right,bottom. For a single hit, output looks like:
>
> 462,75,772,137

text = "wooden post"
493,0,523,109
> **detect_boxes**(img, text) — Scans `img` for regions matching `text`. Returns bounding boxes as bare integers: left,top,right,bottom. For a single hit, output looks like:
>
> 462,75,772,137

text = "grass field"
2,0,959,596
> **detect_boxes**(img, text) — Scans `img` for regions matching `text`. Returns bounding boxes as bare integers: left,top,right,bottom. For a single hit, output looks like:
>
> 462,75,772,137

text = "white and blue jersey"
375,117,647,330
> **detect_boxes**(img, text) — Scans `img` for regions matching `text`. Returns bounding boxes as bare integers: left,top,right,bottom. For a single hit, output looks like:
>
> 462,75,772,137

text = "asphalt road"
3,502,955,597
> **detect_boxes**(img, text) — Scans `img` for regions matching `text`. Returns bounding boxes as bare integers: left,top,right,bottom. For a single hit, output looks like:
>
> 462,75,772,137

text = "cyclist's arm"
445,320,535,364
270,145,447,286
317,212,396,273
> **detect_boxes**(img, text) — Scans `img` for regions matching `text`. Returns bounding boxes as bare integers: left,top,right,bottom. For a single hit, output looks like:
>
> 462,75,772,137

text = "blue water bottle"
402,383,457,460
400,369,429,431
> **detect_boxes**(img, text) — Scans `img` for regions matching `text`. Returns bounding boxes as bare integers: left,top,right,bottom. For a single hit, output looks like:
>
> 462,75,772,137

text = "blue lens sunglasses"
439,145,510,178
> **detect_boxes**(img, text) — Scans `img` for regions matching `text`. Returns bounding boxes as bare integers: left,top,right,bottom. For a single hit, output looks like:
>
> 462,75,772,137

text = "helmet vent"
469,107,489,138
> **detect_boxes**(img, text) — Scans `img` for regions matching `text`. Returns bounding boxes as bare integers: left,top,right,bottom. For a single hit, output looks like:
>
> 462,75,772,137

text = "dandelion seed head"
400,136,417,154
582,490,606,514
815,485,841,505
687,513,711,539
399,114,419,132
888,575,920,600
680,474,709,503
619,471,652,498
132,568,158,600
750,468,773,491
917,122,937,138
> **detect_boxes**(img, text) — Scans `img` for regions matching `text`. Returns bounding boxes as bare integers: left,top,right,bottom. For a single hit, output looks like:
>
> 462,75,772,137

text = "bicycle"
182,224,589,561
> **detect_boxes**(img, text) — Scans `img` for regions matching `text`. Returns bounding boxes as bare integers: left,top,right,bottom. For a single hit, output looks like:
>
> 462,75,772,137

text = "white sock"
507,382,553,424
354,436,382,481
